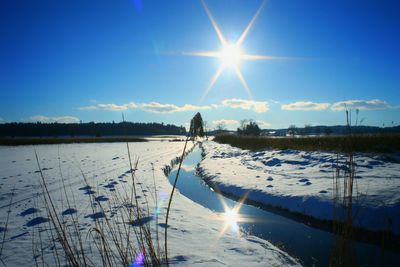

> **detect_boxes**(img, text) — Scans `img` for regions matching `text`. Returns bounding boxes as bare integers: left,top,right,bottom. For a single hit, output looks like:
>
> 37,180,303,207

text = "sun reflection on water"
217,191,249,238
223,207,239,232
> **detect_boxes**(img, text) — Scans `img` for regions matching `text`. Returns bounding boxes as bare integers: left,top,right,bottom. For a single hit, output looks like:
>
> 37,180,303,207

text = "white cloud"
126,102,138,109
79,101,211,113
212,119,239,126
0,117,5,124
178,104,212,112
280,99,395,112
30,115,80,124
78,105,97,110
79,103,136,111
210,104,220,109
79,104,126,111
140,102,212,113
331,99,391,111
79,99,271,114
140,102,179,113
281,101,330,111
256,120,271,128
221,98,269,113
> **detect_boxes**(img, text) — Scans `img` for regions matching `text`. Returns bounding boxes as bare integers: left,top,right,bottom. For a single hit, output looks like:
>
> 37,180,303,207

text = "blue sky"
1,0,399,129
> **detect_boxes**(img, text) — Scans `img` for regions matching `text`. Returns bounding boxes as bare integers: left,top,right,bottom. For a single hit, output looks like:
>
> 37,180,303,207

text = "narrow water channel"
167,147,399,267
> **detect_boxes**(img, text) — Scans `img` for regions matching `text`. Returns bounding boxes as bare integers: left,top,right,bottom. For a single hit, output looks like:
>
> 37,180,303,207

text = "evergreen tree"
189,112,204,138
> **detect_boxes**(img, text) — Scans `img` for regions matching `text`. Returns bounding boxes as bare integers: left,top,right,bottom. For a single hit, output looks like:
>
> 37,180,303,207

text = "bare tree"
203,120,208,139
216,122,226,131
239,119,249,132
287,125,297,136
237,120,261,136
324,127,332,136
304,124,312,136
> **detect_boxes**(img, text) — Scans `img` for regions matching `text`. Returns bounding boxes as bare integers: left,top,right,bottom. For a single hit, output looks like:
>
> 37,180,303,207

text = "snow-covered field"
199,141,400,235
0,141,300,266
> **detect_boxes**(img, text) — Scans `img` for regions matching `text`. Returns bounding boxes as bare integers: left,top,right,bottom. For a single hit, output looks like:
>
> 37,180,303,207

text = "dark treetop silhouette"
0,121,186,137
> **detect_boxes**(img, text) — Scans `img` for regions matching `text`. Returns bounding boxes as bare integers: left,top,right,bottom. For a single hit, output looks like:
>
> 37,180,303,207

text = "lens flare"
155,191,168,215
184,0,300,100
130,250,144,267
184,0,272,99
223,207,239,232
214,191,250,238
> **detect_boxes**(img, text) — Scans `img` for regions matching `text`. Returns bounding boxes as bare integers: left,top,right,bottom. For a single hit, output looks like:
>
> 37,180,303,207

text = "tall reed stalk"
330,108,358,266
164,135,190,266
31,141,164,266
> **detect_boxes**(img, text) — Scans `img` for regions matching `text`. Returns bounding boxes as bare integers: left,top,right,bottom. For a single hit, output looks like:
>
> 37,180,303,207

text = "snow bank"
0,142,300,266
199,141,400,235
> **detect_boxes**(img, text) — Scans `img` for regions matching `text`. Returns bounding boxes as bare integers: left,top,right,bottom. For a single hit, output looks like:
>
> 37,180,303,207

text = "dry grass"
30,143,166,266
214,134,400,153
329,134,358,266
25,132,196,266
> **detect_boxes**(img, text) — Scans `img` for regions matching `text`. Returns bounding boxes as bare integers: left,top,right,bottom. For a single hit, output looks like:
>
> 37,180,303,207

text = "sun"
220,43,243,68
184,0,294,100
183,0,272,100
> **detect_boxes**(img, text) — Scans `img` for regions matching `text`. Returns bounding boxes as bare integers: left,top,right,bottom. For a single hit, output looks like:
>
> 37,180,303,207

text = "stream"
167,147,399,266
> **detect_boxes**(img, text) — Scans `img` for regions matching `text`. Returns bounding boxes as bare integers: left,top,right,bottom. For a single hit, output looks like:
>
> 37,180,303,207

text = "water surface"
168,147,400,267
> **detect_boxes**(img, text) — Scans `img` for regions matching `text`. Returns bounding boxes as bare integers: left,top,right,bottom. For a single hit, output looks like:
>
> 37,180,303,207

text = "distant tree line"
209,121,400,137
0,122,186,137
237,120,261,136
280,125,400,137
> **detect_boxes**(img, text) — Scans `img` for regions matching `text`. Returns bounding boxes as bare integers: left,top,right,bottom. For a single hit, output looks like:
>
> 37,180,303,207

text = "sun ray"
182,51,221,58
217,223,231,239
234,191,250,214
234,66,253,99
241,54,301,61
216,191,250,239
201,64,225,101
201,0,227,46
236,0,267,47
184,0,292,99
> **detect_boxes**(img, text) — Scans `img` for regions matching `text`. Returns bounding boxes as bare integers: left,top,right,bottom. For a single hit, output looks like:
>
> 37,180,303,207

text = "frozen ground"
0,141,300,266
199,141,400,235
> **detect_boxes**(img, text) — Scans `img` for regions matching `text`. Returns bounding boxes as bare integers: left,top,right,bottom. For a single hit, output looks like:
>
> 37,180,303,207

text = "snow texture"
199,141,400,235
0,141,300,266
